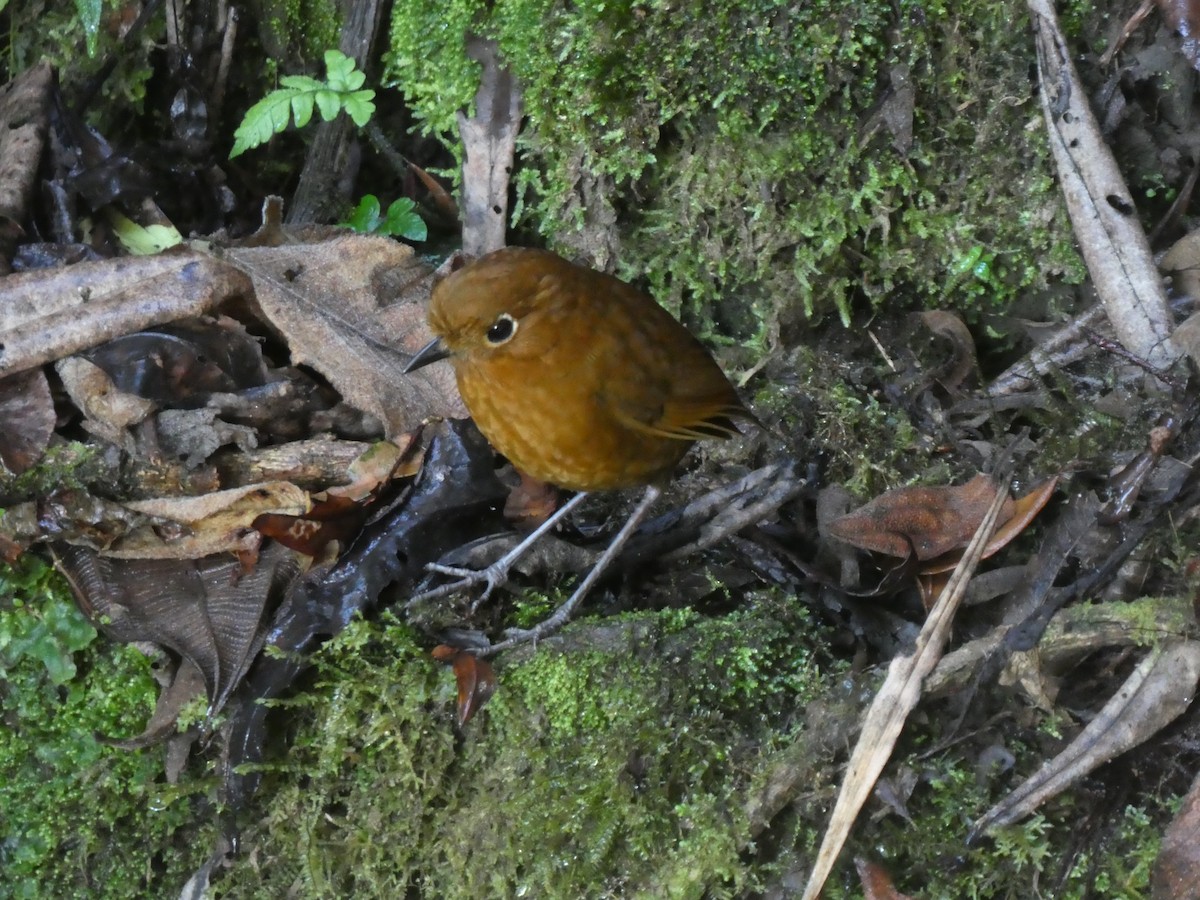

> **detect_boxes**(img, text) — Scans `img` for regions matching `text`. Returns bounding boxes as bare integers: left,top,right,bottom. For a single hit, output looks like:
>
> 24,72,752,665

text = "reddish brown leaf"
828,473,1014,561
406,158,459,223
432,644,497,726
855,858,915,900
253,494,368,559
921,476,1059,576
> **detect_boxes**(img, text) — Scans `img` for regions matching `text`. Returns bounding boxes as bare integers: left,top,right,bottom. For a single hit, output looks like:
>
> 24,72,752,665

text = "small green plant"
343,194,427,241
0,556,96,684
230,49,376,158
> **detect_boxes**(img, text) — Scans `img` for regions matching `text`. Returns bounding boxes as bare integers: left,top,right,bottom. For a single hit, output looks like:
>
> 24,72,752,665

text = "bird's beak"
404,336,451,373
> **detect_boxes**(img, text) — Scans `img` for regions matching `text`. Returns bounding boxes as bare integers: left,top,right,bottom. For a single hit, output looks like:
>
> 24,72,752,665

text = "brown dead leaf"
225,233,464,438
102,657,207,750
0,367,55,474
920,475,1059,577
828,473,1015,561
0,61,52,272
325,435,418,501
503,471,561,530
56,356,157,449
253,493,368,562
917,309,979,390
406,158,459,225
55,541,302,715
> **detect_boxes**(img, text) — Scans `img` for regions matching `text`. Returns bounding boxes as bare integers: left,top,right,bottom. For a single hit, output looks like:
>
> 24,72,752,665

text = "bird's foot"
415,560,513,610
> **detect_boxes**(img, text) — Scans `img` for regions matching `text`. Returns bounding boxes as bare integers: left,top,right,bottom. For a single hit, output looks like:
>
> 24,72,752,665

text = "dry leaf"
110,481,310,558
226,233,464,438
917,309,978,390
828,473,1014,561
56,541,302,714
856,858,915,900
0,367,55,473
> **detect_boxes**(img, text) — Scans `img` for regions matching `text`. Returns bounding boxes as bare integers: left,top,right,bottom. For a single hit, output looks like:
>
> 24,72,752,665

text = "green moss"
0,443,102,506
833,752,1167,899
255,0,342,65
0,556,206,898
217,594,831,897
385,0,1084,334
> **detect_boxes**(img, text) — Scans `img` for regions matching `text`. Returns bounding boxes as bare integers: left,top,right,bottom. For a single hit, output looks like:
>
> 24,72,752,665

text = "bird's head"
405,248,573,373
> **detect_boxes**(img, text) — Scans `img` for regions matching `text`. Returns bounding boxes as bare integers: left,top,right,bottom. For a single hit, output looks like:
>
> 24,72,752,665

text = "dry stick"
986,303,1107,396
799,472,1012,900
1026,0,1176,371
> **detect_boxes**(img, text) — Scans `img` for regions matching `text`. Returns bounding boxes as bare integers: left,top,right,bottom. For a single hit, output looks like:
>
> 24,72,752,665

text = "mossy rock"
385,0,1086,338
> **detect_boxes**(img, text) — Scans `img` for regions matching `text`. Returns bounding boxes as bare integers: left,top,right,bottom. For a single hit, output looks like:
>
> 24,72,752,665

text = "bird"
405,246,754,650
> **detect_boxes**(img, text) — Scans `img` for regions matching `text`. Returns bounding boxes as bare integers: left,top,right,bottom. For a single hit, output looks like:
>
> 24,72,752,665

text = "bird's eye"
486,313,518,345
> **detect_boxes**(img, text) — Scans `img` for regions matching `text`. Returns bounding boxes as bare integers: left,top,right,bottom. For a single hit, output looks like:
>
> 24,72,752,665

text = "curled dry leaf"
828,473,1016,562
432,644,497,727
325,432,424,500
110,481,309,559
56,356,157,448
101,657,208,751
916,310,979,390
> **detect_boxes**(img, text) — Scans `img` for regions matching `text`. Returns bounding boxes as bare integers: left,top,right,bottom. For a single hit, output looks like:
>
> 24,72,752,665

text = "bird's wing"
610,397,750,441
604,350,756,442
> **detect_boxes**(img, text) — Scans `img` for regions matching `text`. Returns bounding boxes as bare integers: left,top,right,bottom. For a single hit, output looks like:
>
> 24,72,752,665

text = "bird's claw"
422,561,511,610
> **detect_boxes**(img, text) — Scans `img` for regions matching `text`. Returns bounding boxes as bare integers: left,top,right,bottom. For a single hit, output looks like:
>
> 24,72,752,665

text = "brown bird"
405,246,753,648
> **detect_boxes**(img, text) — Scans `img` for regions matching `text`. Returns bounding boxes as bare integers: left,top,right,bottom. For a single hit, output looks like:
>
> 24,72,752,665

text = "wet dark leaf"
84,318,269,405
220,418,506,812
1157,0,1200,70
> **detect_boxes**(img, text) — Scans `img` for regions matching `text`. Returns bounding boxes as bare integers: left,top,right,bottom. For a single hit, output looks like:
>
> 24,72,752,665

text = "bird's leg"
487,484,662,653
412,491,591,607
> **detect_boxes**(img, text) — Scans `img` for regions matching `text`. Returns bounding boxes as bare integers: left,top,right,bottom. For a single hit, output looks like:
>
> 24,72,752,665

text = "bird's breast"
455,352,689,492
